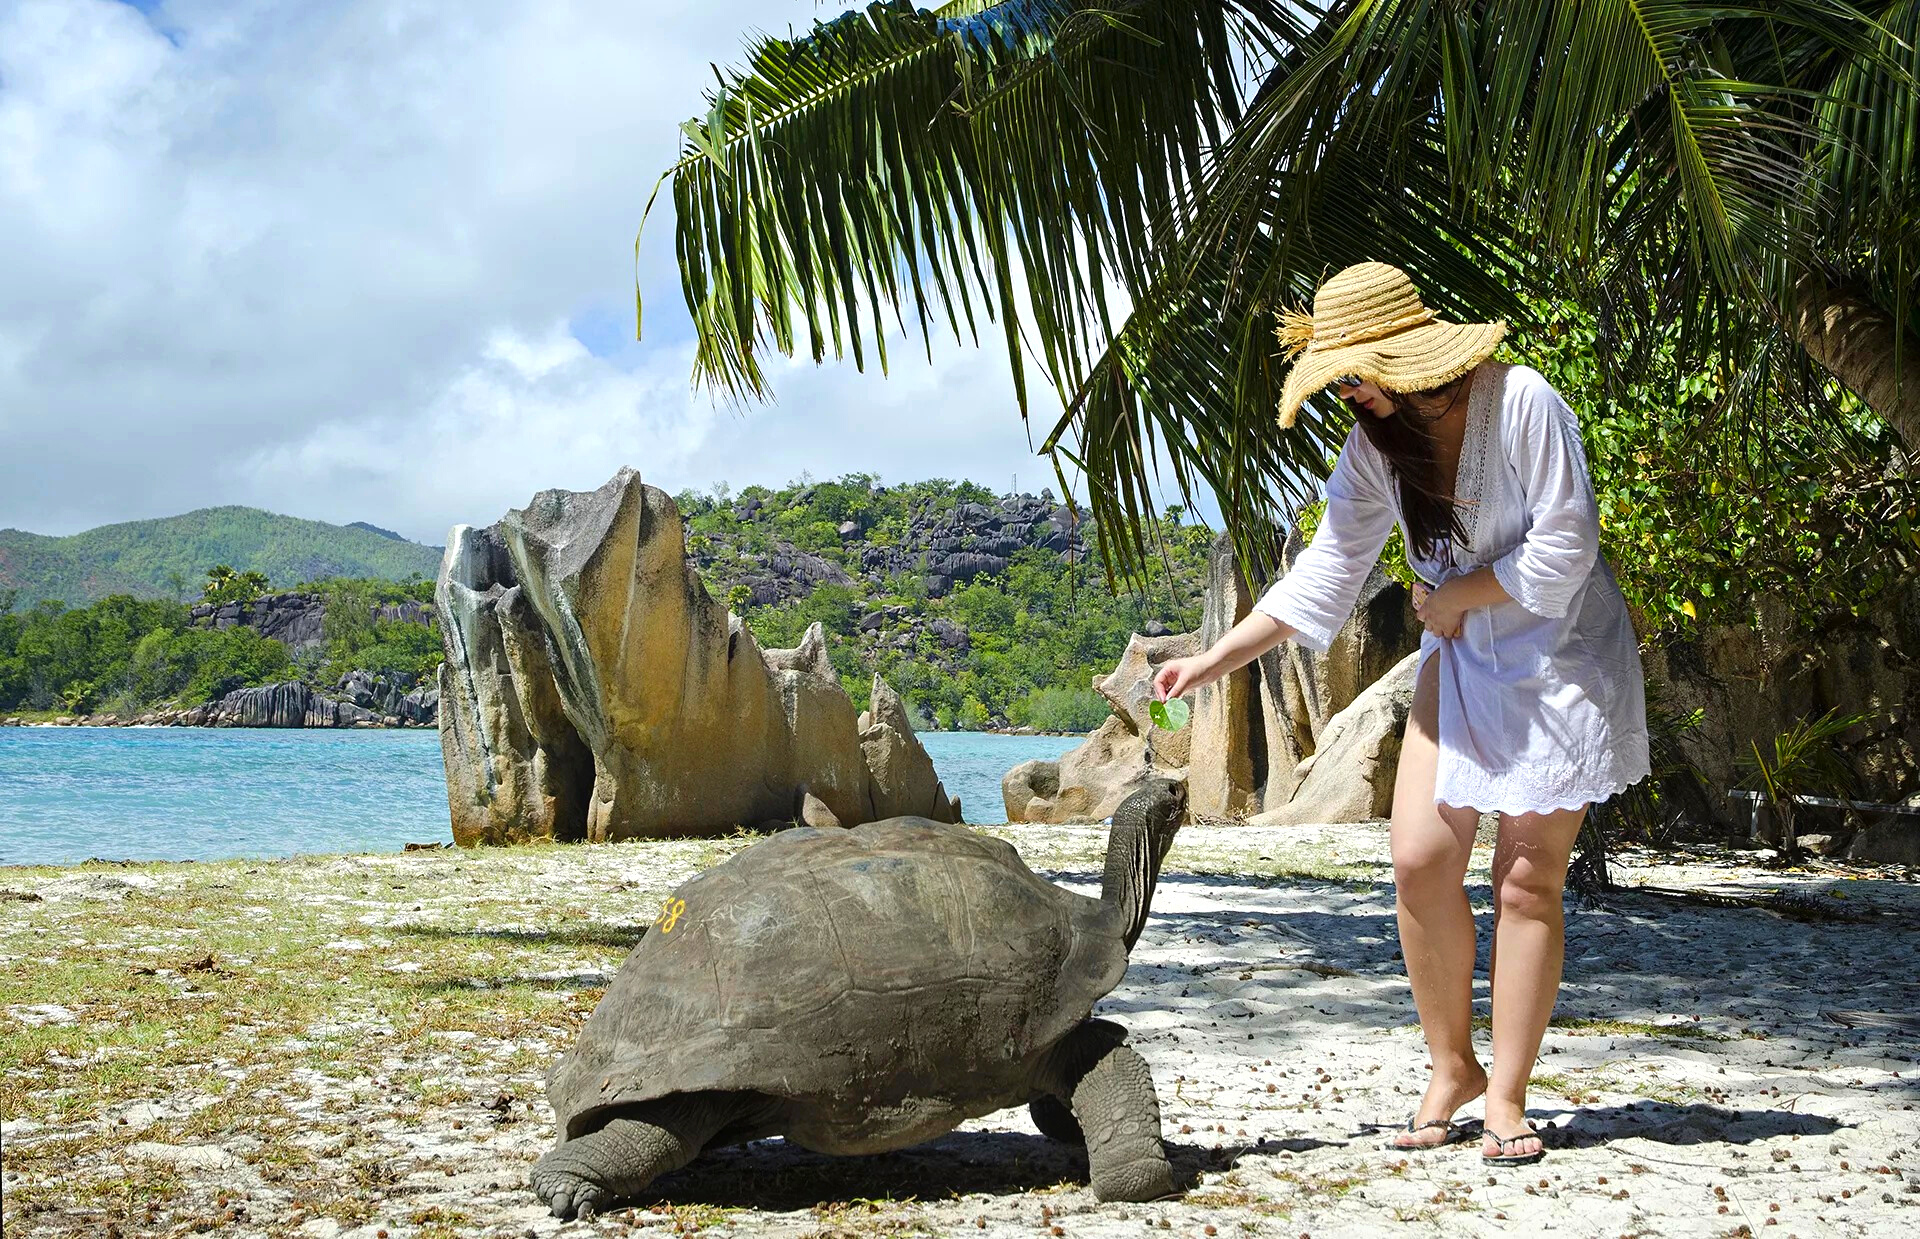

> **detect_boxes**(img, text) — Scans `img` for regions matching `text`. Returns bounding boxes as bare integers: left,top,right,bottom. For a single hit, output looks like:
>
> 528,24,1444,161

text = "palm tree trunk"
1791,277,1920,453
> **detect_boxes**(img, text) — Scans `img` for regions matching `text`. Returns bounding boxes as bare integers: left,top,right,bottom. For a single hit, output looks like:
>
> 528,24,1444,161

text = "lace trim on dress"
1453,361,1508,566
1434,766,1649,818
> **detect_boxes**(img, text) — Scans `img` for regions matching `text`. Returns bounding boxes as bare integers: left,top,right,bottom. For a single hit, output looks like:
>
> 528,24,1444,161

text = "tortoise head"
1103,778,1189,952
1116,777,1187,855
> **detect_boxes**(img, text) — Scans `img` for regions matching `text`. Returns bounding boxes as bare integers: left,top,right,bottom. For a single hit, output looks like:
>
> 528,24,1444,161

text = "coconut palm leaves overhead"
646,0,1917,578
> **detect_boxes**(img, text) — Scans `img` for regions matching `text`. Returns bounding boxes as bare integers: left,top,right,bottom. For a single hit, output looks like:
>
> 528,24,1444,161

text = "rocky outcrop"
172,681,384,728
858,678,963,821
436,469,960,846
1644,583,1920,822
1003,632,1199,823
189,591,434,653
1252,651,1420,826
1188,539,1260,818
1004,532,1420,825
336,670,438,725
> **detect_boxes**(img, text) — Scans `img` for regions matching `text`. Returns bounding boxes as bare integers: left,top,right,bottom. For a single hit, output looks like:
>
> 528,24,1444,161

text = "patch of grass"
1184,1185,1293,1216
1621,1077,1708,1105
1549,1016,1731,1041
409,1204,475,1238
1271,1167,1371,1198
806,1197,935,1238
1189,852,1391,886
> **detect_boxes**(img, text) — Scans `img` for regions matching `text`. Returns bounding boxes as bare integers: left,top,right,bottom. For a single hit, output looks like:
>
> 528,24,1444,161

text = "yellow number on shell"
655,897,687,934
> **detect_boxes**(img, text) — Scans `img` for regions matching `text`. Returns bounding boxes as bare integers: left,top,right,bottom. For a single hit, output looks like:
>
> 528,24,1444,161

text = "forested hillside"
0,507,442,608
677,476,1210,730
2,479,1211,729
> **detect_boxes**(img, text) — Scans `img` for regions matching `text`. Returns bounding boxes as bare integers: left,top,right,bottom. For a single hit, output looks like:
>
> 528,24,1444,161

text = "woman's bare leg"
1482,805,1586,1157
1387,652,1488,1146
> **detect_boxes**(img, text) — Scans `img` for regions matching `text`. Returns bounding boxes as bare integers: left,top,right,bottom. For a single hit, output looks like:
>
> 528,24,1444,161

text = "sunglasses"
1334,375,1363,389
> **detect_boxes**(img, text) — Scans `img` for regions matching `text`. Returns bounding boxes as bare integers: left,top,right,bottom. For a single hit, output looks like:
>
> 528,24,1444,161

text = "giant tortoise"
530,779,1189,1219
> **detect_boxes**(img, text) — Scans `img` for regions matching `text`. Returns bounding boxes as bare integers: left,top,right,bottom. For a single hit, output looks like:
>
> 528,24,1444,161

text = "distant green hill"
0,506,443,608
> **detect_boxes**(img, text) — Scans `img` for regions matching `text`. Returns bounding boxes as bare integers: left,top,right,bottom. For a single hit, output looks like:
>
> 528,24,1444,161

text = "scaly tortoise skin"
531,779,1189,1218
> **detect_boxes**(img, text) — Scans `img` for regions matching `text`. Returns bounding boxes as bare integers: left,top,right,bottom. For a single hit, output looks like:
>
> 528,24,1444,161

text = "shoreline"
0,715,1078,736
0,715,433,729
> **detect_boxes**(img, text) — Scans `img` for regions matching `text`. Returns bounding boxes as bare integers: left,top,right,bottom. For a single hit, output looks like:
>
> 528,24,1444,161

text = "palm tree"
643,0,1917,576
202,564,241,602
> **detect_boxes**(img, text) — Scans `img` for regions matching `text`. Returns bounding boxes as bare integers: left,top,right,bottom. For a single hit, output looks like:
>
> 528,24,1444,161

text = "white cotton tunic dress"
1254,361,1651,815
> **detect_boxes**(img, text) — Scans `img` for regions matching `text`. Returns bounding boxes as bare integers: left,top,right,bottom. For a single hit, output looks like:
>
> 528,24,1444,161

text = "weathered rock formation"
171,681,385,728
1004,533,1421,824
437,469,960,846
336,670,438,725
1251,651,1420,826
1643,583,1920,818
1002,632,1199,823
190,591,435,653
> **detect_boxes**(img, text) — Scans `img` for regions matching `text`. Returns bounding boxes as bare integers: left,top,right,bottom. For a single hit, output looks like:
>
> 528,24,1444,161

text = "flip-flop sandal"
1482,1128,1547,1165
1381,1116,1481,1152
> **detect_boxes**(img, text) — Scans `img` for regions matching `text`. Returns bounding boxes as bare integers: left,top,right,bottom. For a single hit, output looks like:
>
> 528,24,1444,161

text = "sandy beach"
3,821,1916,1238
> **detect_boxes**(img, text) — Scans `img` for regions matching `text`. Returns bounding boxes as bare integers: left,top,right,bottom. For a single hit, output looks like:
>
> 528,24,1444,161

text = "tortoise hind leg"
1048,1020,1173,1202
531,1091,771,1220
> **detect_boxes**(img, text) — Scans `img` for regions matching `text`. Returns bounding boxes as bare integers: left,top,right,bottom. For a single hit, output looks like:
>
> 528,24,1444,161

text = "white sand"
4,821,1917,1238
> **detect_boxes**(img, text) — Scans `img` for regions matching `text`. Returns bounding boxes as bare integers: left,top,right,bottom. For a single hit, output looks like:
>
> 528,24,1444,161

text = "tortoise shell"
546,817,1127,1151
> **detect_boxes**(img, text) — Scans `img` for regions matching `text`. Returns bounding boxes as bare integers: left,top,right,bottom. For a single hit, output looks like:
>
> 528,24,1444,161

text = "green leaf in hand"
1148,698,1190,731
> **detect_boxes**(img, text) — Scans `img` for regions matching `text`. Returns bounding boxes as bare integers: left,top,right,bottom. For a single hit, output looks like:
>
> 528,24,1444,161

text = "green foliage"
655,1,1916,587
0,566,439,714
1519,311,1917,636
701,477,1209,730
329,621,442,683
1737,707,1871,854
311,577,440,682
1293,499,1417,588
1009,685,1111,733
0,506,441,609
0,595,290,713
1147,698,1190,732
200,564,271,605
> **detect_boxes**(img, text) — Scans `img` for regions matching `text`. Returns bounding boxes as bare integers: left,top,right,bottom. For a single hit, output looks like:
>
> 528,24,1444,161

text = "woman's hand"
1153,656,1211,702
1414,579,1467,639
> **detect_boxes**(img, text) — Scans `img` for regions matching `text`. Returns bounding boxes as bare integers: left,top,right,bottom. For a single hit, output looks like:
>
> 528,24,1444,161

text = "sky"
0,0,1167,545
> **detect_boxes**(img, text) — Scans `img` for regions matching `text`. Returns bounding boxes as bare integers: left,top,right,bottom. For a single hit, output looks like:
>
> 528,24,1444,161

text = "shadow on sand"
1536,1100,1845,1150
619,1129,1347,1211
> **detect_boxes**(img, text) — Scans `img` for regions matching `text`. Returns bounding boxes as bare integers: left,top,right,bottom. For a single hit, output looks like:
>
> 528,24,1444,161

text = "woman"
1153,262,1649,1166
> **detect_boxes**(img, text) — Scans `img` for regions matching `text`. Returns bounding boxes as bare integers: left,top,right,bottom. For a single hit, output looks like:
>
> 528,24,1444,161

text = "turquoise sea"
0,728,1083,867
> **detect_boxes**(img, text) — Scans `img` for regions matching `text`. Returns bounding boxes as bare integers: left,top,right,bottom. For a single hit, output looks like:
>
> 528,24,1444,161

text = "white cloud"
1,0,1113,546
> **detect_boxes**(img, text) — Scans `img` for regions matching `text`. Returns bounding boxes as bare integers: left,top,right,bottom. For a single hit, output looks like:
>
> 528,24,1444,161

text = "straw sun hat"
1274,262,1507,427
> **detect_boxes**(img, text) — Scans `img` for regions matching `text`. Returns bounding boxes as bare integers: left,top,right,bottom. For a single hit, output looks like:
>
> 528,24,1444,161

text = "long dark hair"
1354,376,1472,565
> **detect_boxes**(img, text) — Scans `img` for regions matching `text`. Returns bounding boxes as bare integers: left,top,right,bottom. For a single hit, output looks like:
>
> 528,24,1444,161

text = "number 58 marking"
655,897,687,934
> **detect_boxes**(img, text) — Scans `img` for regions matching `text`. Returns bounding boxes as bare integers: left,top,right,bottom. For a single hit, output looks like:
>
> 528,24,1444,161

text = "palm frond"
1044,113,1533,582
645,0,1304,412
655,1,1917,583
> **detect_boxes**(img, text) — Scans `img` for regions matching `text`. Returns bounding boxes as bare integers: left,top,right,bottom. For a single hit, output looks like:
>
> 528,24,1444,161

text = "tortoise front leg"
531,1092,767,1220
1045,1020,1174,1202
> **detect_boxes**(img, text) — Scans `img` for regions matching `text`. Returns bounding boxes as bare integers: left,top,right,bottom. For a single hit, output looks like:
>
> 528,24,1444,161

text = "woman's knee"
1493,857,1565,922
1491,809,1583,921
1393,826,1470,894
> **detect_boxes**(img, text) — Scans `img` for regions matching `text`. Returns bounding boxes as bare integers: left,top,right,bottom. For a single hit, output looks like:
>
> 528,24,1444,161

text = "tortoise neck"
1101,811,1166,952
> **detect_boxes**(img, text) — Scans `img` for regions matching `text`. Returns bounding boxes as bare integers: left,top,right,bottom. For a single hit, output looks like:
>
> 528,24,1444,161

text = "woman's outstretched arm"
1153,612,1295,701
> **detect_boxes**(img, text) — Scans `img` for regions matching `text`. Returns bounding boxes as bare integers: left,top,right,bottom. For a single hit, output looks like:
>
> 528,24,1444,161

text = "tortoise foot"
530,1157,608,1220
1089,1151,1175,1203
1071,1040,1175,1202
